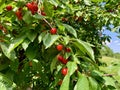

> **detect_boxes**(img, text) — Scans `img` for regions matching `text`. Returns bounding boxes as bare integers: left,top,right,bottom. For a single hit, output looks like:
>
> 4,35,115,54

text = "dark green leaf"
50,57,58,73
26,30,37,42
25,43,38,60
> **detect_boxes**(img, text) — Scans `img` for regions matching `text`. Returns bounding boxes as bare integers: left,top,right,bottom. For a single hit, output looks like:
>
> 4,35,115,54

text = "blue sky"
103,28,120,53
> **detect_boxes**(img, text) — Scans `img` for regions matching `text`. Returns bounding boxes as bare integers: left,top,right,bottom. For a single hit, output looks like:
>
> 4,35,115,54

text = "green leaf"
91,71,105,84
43,0,54,17
26,30,37,42
10,60,19,72
43,33,60,49
92,0,103,3
50,57,58,73
84,0,91,6
33,14,44,19
22,38,31,50
25,43,39,60
72,39,95,61
49,0,59,7
60,74,70,90
23,11,33,24
88,77,98,90
0,43,16,61
8,35,26,53
0,82,6,90
0,73,13,88
67,61,78,76
38,32,47,43
63,24,77,38
74,74,89,90
103,77,116,87
72,55,80,64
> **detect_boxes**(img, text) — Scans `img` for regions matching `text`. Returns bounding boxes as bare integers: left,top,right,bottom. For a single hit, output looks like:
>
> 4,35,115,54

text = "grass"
100,56,120,83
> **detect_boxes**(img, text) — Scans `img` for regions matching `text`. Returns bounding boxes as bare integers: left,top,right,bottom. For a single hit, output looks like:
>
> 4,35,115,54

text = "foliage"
101,45,114,57
100,56,120,89
114,53,120,59
0,0,120,89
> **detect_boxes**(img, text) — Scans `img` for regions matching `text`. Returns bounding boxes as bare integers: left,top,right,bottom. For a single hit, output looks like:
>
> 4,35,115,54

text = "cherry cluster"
26,2,38,15
56,44,71,77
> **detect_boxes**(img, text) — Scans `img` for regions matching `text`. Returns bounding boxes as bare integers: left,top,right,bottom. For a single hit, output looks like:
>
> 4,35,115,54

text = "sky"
102,27,120,53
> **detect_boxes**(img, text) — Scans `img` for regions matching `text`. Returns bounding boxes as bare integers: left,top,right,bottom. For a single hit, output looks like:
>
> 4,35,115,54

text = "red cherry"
26,2,38,15
56,44,63,51
41,11,46,16
57,55,64,62
50,28,57,34
15,10,22,20
26,3,33,10
61,68,68,76
62,59,68,64
65,48,71,52
6,5,12,11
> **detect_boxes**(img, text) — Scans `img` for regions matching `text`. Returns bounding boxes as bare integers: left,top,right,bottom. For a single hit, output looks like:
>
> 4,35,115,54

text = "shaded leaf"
50,57,58,73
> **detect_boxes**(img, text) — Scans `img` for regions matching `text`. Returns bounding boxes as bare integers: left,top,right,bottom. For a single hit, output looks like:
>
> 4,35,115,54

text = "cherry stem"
43,18,52,28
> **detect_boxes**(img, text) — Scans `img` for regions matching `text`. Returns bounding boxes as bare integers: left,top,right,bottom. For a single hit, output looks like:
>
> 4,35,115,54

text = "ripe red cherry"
15,10,22,20
61,68,68,76
56,44,63,51
26,3,33,10
62,59,68,64
26,2,38,15
50,28,57,34
65,47,71,52
6,5,12,11
57,55,64,62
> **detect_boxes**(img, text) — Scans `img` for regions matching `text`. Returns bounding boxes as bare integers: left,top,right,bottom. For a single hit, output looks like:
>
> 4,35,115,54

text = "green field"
100,56,120,83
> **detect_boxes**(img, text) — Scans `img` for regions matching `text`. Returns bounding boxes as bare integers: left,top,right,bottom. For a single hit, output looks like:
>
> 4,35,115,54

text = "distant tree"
114,53,120,59
101,45,114,57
